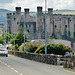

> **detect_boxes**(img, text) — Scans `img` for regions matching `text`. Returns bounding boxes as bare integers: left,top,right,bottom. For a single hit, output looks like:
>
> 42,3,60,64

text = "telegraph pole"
8,20,9,50
45,0,47,54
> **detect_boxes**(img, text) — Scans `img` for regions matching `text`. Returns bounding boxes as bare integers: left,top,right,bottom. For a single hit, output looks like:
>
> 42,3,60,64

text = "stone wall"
64,55,75,69
71,42,75,52
8,50,62,65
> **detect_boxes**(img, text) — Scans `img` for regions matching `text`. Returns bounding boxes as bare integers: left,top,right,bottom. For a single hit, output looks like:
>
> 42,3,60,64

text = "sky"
0,0,75,11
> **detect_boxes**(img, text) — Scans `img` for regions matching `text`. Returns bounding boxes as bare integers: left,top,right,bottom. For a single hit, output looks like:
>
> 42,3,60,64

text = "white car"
0,45,8,57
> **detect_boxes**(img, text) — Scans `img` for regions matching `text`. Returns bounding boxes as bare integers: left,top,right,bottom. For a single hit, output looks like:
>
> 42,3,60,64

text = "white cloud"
0,0,13,3
0,0,75,11
48,0,74,10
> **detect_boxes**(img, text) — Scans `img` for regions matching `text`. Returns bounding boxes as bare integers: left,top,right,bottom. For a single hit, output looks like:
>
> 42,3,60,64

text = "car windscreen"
0,46,7,51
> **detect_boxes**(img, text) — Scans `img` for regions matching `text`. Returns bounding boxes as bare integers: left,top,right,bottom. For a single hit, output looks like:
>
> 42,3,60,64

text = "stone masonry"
6,7,75,40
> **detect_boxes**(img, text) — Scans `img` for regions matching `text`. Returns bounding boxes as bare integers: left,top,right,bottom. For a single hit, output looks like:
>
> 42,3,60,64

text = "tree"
2,32,14,43
10,26,28,50
0,36,4,44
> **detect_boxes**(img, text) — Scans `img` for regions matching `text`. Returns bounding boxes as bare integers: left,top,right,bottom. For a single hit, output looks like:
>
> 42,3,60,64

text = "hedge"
34,43,73,55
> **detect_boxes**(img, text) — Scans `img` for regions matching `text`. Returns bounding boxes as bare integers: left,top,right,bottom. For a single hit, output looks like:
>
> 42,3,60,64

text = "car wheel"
6,54,8,57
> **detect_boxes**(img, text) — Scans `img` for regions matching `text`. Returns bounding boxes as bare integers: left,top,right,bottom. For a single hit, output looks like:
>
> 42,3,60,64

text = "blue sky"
0,0,75,11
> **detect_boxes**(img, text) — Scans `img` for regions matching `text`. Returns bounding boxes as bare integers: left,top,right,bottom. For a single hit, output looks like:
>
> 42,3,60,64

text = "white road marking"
0,60,24,75
11,67,14,70
14,70,19,73
20,73,23,75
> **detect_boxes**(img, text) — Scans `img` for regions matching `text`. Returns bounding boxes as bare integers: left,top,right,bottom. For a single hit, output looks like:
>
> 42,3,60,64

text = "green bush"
18,43,24,51
34,43,73,55
0,36,4,44
10,44,19,51
18,42,40,52
64,46,72,53
34,45,45,54
10,44,14,50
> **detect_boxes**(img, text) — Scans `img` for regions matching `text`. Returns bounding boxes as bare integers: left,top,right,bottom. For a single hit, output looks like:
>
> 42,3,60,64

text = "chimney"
37,6,42,14
48,8,53,14
24,8,29,15
15,7,21,15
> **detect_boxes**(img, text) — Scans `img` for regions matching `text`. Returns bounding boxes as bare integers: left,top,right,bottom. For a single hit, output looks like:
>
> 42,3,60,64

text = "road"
0,55,75,75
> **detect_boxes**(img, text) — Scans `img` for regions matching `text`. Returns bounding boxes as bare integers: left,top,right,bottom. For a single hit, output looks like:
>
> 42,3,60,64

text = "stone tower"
6,13,12,33
16,7,21,15
48,8,53,14
36,6,44,39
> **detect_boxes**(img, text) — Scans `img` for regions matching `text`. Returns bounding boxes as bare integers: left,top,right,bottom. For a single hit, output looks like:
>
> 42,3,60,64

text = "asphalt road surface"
0,55,75,75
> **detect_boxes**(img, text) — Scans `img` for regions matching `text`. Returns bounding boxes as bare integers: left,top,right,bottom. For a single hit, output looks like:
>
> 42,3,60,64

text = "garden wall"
8,50,62,65
64,55,75,69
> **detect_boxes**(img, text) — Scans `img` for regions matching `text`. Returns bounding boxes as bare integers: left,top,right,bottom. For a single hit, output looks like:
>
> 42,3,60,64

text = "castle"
6,7,75,40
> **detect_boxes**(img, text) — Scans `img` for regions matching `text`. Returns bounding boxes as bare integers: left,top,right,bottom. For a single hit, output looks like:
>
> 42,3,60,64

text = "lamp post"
45,0,47,54
14,18,16,51
24,9,25,52
4,24,6,47
14,28,15,51
8,20,9,50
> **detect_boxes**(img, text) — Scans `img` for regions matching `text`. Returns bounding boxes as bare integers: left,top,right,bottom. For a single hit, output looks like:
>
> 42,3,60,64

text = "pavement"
0,55,75,75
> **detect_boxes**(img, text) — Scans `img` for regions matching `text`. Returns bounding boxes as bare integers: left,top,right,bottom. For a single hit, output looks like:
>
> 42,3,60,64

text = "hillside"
0,9,12,26
54,10,75,15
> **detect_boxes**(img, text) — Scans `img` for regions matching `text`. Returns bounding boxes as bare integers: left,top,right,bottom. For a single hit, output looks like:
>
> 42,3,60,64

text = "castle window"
26,25,27,27
27,29,29,33
74,24,75,31
55,25,57,28
29,25,31,27
17,22,19,24
60,19,61,21
14,18,16,21
74,32,75,38
65,25,67,28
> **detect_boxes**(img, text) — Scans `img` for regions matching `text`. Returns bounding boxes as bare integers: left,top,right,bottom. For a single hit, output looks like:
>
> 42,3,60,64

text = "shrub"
10,44,14,50
34,45,45,54
64,46,72,54
18,42,40,52
18,43,24,51
10,44,19,51
34,43,73,55
0,36,4,44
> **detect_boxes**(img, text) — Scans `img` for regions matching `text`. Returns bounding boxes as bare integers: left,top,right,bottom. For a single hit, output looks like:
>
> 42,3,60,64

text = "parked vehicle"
0,44,2,46
0,45,8,57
